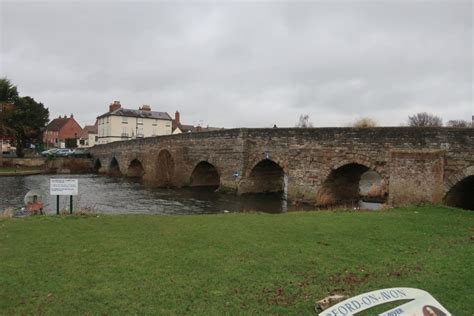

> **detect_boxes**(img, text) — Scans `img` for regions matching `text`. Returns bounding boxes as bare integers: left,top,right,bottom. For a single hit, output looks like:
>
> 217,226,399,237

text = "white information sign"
50,179,78,196
319,287,450,316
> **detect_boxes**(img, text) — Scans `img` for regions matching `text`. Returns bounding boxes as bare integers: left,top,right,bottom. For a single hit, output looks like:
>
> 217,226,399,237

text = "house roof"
78,124,98,140
201,126,224,132
172,120,196,133
45,117,70,132
172,120,224,133
97,108,172,120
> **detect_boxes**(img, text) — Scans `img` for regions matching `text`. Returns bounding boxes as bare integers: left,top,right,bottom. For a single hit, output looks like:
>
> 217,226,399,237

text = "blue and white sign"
319,288,450,316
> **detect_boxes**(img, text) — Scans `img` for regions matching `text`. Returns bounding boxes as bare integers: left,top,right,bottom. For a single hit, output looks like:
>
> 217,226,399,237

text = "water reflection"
0,174,302,215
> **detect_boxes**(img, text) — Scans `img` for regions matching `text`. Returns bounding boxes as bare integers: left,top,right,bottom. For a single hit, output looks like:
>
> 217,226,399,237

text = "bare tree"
407,112,443,127
352,117,378,128
446,120,472,128
296,114,313,128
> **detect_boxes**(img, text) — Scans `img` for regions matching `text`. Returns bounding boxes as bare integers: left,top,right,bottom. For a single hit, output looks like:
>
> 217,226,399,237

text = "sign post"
50,179,78,214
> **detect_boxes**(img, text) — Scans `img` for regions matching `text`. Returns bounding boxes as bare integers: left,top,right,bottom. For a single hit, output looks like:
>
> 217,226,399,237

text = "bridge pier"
389,150,445,206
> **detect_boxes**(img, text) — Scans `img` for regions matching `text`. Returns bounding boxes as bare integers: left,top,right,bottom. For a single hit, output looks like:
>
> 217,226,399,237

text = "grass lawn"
0,167,42,175
0,206,472,315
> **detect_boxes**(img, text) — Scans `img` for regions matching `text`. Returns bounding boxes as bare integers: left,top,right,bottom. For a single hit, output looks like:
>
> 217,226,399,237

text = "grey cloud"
1,0,472,128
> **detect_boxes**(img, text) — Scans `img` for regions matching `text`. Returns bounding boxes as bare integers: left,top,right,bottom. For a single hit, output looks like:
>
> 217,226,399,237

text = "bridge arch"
325,156,383,177
190,161,220,189
444,166,474,210
127,159,145,178
246,153,288,177
156,149,175,187
240,158,287,195
93,159,102,173
109,157,122,176
317,162,386,206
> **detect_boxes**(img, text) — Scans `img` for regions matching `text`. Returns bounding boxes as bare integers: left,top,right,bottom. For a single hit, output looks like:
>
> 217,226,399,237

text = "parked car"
1,150,17,157
41,148,60,157
55,149,74,157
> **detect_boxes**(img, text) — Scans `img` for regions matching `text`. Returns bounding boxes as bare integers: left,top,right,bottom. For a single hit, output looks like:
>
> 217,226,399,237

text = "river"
0,174,306,215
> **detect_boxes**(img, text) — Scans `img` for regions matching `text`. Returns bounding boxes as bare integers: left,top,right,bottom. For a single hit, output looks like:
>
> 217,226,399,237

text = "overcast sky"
1,0,472,128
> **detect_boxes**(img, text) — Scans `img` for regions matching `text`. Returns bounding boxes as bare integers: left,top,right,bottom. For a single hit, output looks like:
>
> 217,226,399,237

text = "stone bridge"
89,127,474,210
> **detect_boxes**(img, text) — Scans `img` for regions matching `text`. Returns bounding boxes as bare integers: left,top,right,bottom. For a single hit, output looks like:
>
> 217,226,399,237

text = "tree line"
296,112,472,128
0,78,49,157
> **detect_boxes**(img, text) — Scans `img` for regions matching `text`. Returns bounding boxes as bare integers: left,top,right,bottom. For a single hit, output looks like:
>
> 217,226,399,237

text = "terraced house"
97,101,173,144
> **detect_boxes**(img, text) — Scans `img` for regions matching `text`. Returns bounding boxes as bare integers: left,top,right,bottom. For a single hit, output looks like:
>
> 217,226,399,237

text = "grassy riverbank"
0,166,42,176
0,206,472,315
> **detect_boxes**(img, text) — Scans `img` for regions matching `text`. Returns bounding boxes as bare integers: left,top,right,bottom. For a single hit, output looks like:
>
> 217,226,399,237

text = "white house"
77,122,98,148
97,101,173,144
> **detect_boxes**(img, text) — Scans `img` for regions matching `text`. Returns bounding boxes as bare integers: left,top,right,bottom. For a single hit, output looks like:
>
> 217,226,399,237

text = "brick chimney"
109,101,121,113
70,114,74,118
175,111,180,124
139,105,151,112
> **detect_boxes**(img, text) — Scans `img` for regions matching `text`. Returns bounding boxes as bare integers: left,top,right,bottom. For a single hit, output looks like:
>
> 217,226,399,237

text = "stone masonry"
89,127,474,207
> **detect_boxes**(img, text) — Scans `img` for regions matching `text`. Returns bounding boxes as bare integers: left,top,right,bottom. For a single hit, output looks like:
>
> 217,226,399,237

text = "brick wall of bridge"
89,127,474,206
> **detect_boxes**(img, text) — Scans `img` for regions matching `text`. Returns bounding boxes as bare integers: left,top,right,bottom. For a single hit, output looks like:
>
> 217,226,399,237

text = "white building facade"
97,101,172,145
77,123,98,148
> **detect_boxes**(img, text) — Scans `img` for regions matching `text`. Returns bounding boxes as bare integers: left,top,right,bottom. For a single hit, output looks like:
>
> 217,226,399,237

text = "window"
152,119,157,126
121,127,128,138
122,117,128,123
137,128,144,137
95,136,98,141
137,117,143,125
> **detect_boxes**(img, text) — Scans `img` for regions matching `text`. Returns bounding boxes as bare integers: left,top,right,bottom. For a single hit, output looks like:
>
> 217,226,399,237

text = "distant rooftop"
97,101,172,121
78,124,98,140
46,115,76,131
